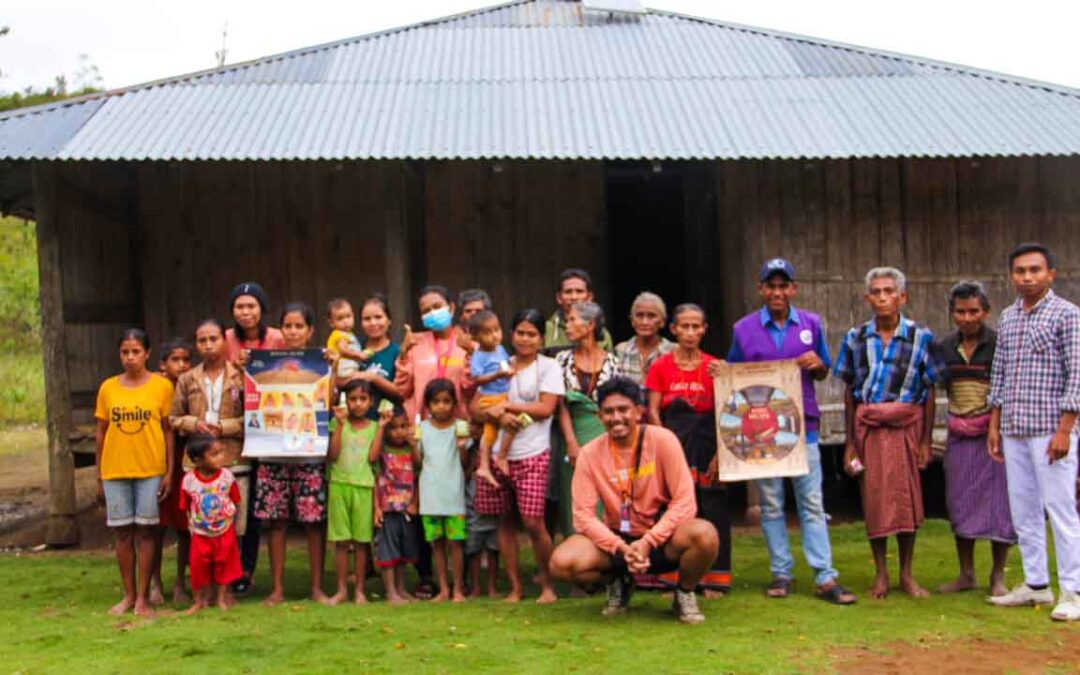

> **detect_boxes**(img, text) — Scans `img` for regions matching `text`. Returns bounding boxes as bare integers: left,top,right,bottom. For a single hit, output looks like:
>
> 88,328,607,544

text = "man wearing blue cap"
710,258,857,604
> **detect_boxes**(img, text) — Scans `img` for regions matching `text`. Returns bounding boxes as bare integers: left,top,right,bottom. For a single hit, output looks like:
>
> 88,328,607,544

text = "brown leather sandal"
765,577,794,598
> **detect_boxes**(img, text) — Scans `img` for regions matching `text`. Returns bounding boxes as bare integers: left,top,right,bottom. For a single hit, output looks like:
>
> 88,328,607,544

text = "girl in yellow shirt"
94,328,175,617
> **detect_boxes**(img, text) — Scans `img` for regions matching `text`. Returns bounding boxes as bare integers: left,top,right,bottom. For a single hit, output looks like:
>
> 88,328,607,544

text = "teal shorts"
327,482,373,543
421,514,467,542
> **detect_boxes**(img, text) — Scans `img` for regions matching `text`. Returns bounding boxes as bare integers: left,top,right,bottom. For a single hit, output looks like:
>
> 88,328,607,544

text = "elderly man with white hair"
834,266,940,600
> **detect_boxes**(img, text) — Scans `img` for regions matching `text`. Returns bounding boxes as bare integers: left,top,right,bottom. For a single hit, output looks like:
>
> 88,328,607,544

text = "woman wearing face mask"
394,285,473,421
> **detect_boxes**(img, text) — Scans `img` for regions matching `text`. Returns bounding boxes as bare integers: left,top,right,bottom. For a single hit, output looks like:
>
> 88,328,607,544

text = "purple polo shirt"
727,305,831,444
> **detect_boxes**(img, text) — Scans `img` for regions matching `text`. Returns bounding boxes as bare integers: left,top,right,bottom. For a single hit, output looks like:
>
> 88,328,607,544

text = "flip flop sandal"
414,580,436,600
765,577,794,598
817,583,857,605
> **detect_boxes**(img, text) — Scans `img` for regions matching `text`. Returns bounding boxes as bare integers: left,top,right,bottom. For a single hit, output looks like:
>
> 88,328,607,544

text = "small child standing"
179,435,243,613
417,379,470,603
327,379,377,604
156,338,194,605
372,405,421,603
468,311,515,487
326,298,372,380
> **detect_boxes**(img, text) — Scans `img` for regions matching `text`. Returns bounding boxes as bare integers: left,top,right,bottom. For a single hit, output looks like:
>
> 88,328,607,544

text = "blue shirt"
728,305,832,444
833,315,938,404
471,345,511,396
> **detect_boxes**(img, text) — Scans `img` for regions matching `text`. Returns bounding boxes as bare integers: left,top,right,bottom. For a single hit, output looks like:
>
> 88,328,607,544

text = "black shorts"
375,512,420,568
610,533,679,576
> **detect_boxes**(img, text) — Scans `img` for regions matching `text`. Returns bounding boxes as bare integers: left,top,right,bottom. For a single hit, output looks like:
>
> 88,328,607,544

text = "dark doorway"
605,163,687,341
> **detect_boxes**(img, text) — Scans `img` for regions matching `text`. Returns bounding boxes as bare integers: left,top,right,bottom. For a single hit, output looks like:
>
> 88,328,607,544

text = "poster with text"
713,359,808,481
242,350,331,459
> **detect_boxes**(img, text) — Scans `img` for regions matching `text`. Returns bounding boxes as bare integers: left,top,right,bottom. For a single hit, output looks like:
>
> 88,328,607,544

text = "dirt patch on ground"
832,635,1080,674
0,427,100,545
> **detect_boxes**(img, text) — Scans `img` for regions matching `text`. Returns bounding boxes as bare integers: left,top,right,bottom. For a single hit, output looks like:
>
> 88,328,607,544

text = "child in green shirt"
326,379,377,604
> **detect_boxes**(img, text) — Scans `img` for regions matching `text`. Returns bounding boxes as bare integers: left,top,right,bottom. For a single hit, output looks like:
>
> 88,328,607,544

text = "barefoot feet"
536,587,557,605
326,590,348,606
149,582,166,607
900,577,930,598
938,574,976,594
108,597,135,616
171,584,191,605
263,590,286,606
869,575,890,600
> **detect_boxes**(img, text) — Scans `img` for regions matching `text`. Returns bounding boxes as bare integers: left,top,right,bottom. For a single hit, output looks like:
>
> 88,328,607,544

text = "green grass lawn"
1,520,1075,673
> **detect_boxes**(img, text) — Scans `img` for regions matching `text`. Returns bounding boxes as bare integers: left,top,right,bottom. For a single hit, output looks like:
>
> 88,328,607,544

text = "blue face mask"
421,306,453,332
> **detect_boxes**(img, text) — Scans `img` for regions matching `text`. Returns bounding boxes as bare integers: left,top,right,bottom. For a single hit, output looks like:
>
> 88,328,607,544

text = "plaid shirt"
613,337,675,385
989,290,1080,437
834,315,939,404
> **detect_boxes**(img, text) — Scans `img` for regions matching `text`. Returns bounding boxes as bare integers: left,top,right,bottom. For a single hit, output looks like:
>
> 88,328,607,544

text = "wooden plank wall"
714,156,1080,436
422,161,607,326
54,160,605,426
50,156,1080,433
53,162,140,425
134,161,405,345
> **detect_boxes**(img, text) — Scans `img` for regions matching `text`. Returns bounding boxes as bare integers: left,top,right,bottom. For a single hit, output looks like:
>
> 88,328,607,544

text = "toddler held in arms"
326,298,375,380
468,311,517,486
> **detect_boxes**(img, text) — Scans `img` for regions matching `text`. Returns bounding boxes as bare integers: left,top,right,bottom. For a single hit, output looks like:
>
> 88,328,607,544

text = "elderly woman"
645,303,730,595
934,280,1015,597
553,302,620,537
614,292,675,386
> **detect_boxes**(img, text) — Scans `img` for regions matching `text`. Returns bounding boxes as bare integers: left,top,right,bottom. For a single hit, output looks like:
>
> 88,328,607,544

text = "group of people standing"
91,241,1080,624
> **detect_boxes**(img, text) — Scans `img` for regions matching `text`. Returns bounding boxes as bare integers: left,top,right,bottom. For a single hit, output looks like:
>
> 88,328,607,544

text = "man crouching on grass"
549,377,719,624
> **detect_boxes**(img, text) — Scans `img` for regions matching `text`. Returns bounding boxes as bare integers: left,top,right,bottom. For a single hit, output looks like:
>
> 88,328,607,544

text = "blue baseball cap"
759,258,795,282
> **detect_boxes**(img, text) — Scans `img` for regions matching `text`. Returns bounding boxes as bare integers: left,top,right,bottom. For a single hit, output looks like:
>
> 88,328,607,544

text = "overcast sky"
2,0,1079,92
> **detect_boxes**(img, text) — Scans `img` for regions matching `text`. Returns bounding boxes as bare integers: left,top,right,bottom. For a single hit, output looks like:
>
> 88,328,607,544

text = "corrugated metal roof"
3,0,1080,161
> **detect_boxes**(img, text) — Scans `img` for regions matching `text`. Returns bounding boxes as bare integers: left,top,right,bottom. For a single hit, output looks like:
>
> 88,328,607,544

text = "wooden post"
34,162,78,546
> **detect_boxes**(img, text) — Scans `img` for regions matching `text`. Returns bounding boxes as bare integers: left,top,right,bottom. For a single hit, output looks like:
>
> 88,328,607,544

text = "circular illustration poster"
717,385,802,463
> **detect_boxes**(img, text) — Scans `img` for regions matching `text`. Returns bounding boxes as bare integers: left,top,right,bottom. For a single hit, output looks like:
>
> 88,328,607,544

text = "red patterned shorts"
473,450,550,519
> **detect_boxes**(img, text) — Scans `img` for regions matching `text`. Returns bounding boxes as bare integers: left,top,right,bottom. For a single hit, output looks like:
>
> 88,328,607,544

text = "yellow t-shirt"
94,374,174,480
326,329,361,355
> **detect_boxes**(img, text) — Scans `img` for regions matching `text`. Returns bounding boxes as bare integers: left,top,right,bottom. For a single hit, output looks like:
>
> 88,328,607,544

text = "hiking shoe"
601,574,634,617
671,587,705,625
987,583,1054,607
1051,591,1080,621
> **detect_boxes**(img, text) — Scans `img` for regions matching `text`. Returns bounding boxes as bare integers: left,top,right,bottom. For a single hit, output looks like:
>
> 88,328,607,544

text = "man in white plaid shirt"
988,242,1080,621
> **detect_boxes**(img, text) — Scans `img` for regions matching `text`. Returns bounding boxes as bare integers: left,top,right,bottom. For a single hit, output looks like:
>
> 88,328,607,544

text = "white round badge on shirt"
799,329,813,345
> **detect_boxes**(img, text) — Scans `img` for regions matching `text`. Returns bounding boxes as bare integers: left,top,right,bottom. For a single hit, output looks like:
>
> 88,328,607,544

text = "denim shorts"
103,475,163,527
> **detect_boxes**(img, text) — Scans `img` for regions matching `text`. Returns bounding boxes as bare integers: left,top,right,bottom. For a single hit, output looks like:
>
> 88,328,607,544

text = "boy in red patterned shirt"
179,436,242,613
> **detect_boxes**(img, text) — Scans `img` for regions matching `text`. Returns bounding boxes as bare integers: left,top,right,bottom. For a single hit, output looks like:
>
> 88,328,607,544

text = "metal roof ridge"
4,0,1080,123
0,0,534,123
649,7,1080,99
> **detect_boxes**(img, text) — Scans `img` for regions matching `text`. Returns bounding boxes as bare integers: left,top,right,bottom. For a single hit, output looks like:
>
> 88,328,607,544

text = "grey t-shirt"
418,420,466,516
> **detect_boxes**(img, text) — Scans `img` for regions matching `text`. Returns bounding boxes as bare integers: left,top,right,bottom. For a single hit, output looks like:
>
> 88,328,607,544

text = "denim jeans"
755,442,838,586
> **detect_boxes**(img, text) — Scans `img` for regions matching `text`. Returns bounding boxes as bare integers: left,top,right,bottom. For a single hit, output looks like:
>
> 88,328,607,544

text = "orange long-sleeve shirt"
572,425,698,555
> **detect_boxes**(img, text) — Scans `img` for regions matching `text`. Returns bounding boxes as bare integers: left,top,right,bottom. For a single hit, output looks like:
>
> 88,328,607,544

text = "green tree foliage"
0,217,39,348
0,217,43,426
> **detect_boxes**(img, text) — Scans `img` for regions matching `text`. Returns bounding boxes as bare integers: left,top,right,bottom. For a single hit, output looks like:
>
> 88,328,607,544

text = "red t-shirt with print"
644,352,717,414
